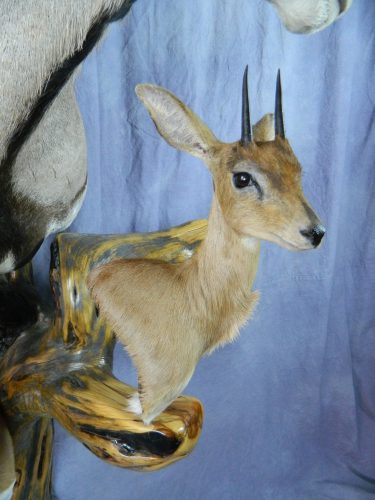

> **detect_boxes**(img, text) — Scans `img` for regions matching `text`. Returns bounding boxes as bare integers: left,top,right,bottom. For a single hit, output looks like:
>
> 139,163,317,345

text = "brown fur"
88,83,323,423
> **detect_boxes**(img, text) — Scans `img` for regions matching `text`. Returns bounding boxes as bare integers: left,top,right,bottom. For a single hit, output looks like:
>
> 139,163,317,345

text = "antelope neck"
190,197,260,299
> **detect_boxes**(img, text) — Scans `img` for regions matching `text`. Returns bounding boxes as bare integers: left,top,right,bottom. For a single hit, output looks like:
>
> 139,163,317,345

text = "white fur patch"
127,392,142,416
142,415,153,426
0,481,15,500
241,237,259,251
0,252,15,274
182,248,194,259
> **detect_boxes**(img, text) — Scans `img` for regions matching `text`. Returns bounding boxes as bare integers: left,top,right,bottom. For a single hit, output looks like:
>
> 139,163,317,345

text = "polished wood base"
0,220,207,498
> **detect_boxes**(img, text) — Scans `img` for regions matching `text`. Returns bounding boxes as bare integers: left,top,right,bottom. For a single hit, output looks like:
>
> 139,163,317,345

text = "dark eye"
233,172,263,199
233,172,254,189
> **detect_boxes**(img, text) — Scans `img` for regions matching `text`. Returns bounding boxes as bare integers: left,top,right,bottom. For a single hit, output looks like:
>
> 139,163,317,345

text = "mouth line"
270,232,312,251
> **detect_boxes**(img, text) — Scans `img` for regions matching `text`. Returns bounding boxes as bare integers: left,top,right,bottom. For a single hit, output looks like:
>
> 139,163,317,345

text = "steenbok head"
136,68,325,251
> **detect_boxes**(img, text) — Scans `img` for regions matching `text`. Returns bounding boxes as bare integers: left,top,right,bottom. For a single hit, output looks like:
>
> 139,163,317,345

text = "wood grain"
0,220,206,497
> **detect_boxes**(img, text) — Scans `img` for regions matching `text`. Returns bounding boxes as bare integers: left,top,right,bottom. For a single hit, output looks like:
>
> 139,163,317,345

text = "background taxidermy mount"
0,0,134,274
88,69,325,424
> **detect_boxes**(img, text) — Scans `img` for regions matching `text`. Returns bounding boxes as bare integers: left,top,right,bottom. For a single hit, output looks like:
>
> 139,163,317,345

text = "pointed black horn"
275,69,285,139
240,65,252,145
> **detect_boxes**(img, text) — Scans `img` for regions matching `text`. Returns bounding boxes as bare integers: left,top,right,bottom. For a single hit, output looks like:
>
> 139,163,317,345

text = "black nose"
300,224,326,248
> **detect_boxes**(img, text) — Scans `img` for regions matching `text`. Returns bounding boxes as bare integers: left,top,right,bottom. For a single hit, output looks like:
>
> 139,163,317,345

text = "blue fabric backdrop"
34,0,375,498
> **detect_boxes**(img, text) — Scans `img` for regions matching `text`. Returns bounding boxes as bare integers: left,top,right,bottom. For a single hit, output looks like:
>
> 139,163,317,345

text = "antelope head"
136,67,325,252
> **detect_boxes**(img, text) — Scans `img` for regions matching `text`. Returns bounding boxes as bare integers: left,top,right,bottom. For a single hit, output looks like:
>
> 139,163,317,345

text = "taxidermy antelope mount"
0,0,133,274
89,68,326,424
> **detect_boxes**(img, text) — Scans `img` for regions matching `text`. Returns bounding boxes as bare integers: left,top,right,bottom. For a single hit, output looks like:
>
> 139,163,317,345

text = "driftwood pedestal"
0,220,207,499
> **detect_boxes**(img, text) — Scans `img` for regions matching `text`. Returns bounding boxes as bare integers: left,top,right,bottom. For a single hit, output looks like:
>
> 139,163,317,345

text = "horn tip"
274,69,285,139
241,64,252,144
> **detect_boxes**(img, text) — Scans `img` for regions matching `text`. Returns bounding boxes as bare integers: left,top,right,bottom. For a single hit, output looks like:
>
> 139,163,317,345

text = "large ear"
253,113,275,142
135,84,219,159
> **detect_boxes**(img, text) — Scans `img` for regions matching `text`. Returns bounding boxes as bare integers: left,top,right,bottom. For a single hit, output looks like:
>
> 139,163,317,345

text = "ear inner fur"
135,84,219,160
